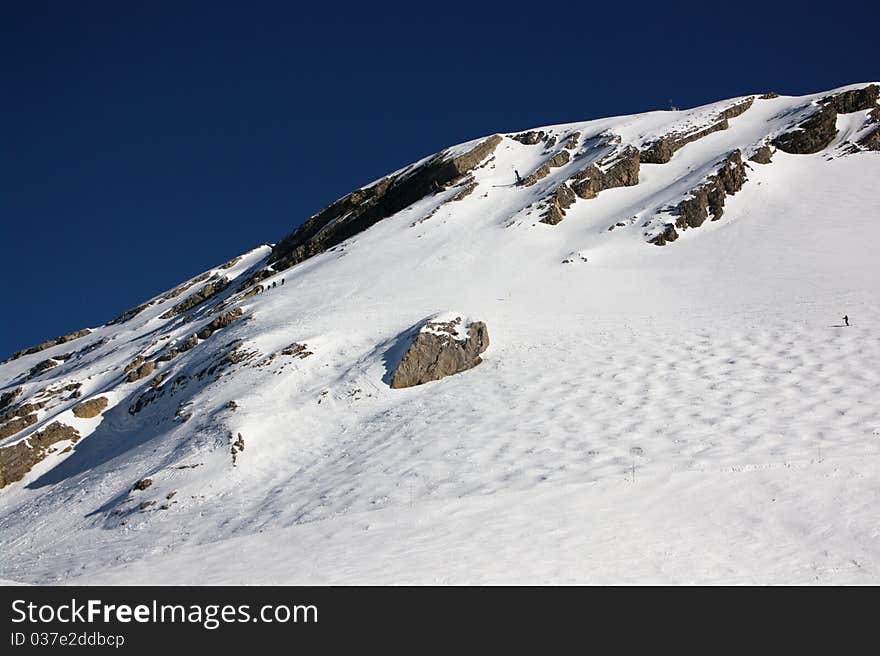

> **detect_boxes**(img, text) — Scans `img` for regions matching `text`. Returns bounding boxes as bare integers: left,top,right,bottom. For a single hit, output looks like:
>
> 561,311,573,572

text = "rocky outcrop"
27,359,59,379
132,478,153,491
540,184,577,225
822,85,879,114
269,135,503,272
759,92,779,99
570,146,640,199
391,316,489,389
197,308,243,340
641,98,753,164
749,145,774,164
12,328,92,360
649,223,679,246
126,361,155,383
281,343,313,358
774,104,838,154
510,131,546,145
0,414,38,440
859,126,880,151
160,277,230,319
675,151,747,229
0,422,80,489
108,301,151,326
521,150,571,186
161,272,211,301
72,397,109,419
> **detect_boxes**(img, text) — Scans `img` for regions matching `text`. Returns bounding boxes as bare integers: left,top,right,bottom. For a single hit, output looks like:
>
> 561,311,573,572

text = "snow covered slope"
2,83,879,584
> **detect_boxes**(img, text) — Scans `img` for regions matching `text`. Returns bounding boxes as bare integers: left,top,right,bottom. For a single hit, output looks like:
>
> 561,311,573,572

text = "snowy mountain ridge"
2,82,879,584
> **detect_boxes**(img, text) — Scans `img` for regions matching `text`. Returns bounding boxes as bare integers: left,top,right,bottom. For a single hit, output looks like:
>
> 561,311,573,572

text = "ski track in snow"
1,84,880,584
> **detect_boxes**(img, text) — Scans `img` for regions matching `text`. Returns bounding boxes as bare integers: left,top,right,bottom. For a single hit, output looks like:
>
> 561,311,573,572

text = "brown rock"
749,145,774,164
510,130,546,145
11,328,92,361
160,277,230,319
72,397,109,419
132,478,153,491
197,308,243,340
391,317,489,389
649,223,679,246
0,422,80,488
522,150,571,186
126,361,155,383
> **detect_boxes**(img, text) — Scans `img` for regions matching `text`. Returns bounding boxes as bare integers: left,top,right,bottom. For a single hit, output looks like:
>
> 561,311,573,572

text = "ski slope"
1,83,879,584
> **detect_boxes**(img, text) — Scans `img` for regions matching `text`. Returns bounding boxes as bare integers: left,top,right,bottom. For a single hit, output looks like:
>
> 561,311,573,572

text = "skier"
843,314,849,327
281,278,285,285
514,169,522,185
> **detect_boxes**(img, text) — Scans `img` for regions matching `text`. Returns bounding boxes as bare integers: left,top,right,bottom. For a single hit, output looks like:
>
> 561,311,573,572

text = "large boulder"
72,396,109,419
391,316,489,389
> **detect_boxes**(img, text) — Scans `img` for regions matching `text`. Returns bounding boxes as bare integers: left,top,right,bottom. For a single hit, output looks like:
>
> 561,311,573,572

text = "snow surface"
1,84,879,585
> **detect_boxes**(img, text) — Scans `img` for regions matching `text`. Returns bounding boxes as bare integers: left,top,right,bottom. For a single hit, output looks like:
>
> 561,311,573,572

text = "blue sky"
2,0,877,357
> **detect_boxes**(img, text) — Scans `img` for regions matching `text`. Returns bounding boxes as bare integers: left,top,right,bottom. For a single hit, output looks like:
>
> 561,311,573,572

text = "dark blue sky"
2,0,877,357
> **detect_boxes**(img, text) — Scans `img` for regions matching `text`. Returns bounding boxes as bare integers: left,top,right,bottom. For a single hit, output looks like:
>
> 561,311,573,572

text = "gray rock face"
676,151,747,229
822,85,879,114
570,146,640,199
391,317,489,389
268,135,503,273
160,277,230,319
510,130,546,145
774,104,838,154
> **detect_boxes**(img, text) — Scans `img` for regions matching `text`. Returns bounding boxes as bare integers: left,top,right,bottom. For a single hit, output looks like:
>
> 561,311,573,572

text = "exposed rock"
649,223,679,246
774,104,838,154
160,277,230,319
717,97,755,120
544,135,557,149
510,130,545,145
641,98,753,164
522,150,571,186
108,301,150,326
0,422,80,489
12,328,92,360
570,146,640,200
642,120,727,163
124,356,145,373
858,126,880,151
562,132,581,150
676,151,747,229
161,272,211,301
269,135,503,272
132,478,153,491
822,85,879,114
540,184,577,225
749,145,774,164
149,374,166,389
0,414,38,440
219,255,242,269
281,343,313,358
0,388,22,414
126,361,155,383
391,317,489,389
72,397,109,419
27,359,58,379
759,92,779,99
178,334,199,353
197,308,243,340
